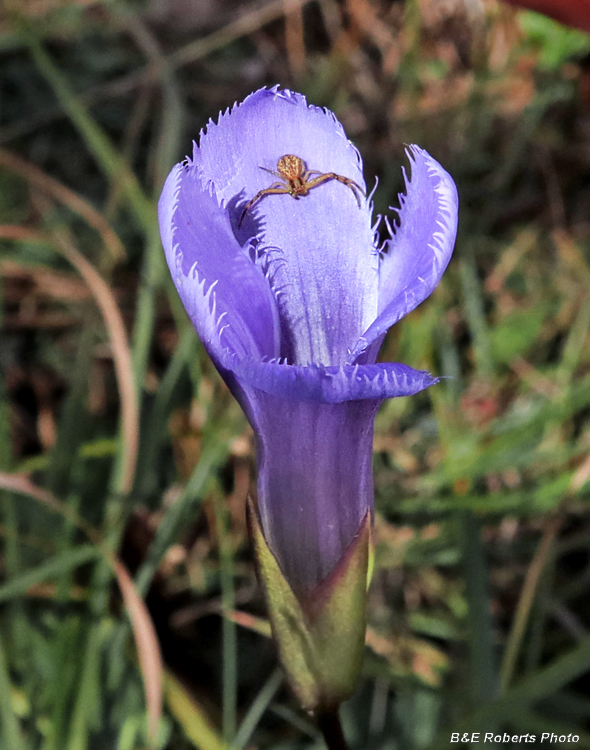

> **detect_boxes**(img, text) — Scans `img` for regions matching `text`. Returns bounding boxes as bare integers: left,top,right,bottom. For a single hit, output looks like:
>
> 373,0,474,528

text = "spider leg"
260,166,283,179
305,173,365,208
334,174,366,207
238,186,291,225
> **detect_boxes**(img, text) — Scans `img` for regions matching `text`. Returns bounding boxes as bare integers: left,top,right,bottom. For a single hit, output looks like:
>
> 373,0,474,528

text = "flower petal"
349,146,458,361
252,394,378,592
229,357,438,403
158,161,281,362
196,87,379,367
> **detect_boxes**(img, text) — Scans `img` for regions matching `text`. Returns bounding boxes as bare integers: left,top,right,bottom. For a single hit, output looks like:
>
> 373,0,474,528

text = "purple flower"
159,87,458,595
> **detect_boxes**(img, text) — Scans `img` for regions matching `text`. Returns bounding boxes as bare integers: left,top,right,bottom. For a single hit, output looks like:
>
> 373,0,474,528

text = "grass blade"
0,633,25,750
164,671,227,750
229,668,283,750
0,544,100,604
112,560,163,748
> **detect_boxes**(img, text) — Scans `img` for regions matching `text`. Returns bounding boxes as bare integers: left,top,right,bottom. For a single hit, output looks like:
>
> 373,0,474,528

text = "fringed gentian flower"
159,87,458,719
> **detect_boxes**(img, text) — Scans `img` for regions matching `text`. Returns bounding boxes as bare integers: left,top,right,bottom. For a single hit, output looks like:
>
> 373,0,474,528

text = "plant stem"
317,708,349,750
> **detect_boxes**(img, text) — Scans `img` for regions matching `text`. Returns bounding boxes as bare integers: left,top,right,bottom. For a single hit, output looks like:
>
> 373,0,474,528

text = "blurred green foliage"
519,10,590,70
2,0,590,748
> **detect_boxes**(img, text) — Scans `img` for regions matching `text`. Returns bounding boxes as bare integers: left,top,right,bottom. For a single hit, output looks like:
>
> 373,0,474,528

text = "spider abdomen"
277,154,305,181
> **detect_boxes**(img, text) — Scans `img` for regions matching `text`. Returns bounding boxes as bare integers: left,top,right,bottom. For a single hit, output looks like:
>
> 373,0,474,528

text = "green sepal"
247,496,370,712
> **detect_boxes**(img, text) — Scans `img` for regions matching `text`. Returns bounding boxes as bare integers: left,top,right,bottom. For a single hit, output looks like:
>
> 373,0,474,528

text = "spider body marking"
238,154,365,225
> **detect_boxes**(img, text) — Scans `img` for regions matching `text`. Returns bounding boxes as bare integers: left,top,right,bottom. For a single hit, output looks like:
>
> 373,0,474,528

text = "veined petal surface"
252,394,378,592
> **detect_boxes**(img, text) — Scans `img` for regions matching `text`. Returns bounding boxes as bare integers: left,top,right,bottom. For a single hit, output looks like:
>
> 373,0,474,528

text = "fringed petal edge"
224,354,438,403
348,146,458,362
